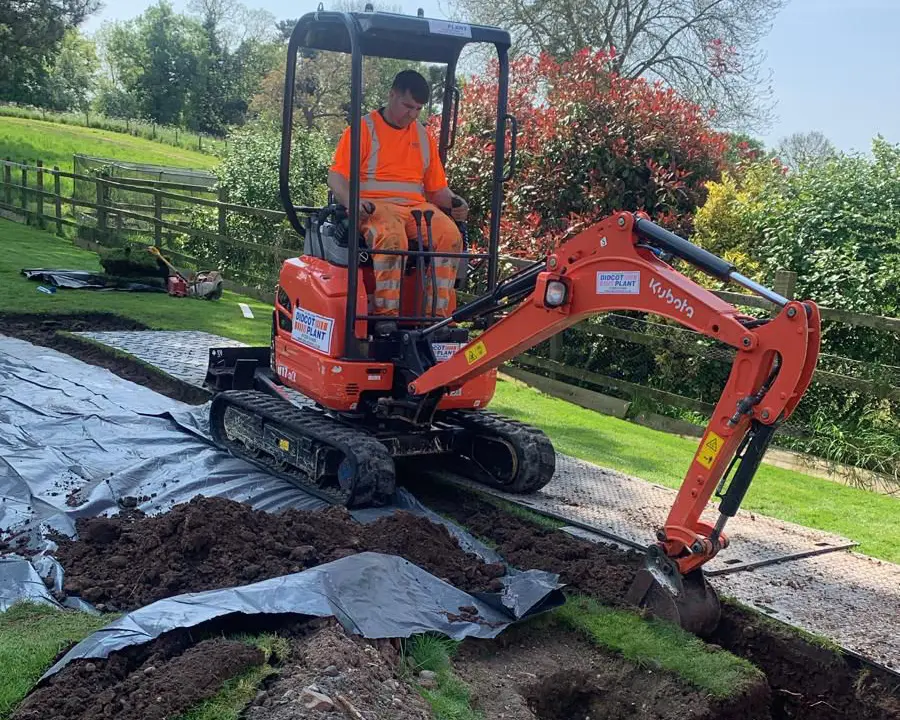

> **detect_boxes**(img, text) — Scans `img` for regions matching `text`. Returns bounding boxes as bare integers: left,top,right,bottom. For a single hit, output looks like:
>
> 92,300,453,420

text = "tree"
776,131,837,173
0,0,99,104
452,0,786,129
42,28,99,114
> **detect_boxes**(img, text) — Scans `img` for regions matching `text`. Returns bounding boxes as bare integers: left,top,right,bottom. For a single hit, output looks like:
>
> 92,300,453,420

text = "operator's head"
386,70,429,128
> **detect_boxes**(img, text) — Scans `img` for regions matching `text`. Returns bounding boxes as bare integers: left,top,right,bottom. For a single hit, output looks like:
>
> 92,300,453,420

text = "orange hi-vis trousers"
362,202,462,318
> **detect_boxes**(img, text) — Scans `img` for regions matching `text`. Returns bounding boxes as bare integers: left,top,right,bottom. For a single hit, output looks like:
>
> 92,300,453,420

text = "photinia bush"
444,49,728,258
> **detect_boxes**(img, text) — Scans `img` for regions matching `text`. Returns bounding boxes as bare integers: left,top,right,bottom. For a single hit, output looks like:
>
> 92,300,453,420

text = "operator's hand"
450,195,468,222
358,201,375,222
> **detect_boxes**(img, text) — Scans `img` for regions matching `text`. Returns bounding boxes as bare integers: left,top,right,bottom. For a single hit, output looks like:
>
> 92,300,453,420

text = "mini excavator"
204,9,821,635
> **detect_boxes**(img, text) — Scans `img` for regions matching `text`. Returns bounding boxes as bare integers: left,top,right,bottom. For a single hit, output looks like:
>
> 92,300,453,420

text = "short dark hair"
391,70,429,104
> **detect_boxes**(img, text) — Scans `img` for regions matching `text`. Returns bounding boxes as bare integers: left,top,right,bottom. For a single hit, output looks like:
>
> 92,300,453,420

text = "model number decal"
428,20,472,38
276,365,296,382
465,341,487,365
648,278,694,318
291,307,335,354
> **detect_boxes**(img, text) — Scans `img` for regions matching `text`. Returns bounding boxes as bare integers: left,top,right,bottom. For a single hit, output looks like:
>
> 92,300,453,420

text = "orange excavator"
204,8,820,635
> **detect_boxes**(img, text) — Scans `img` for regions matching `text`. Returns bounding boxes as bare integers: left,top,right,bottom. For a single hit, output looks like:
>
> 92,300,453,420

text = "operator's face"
387,89,424,128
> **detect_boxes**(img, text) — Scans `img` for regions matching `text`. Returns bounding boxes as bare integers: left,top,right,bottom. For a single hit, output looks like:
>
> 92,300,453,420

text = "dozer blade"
625,544,721,637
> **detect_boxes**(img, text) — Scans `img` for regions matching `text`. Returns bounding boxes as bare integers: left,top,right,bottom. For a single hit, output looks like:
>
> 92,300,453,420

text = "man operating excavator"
328,70,468,336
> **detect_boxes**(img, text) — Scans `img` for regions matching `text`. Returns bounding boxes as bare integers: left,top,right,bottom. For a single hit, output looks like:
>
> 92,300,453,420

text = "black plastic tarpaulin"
0,334,564,674
42,552,562,679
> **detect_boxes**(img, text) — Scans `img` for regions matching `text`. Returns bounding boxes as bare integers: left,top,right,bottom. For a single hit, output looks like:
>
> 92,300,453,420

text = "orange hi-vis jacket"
330,109,448,204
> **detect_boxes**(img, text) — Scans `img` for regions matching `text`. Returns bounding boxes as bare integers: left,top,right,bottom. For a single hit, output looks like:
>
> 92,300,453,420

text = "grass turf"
0,116,217,173
402,635,482,720
0,603,117,719
555,596,763,700
490,379,900,562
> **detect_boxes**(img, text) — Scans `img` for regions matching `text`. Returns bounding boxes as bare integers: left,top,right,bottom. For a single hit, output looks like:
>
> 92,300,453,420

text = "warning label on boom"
696,431,725,469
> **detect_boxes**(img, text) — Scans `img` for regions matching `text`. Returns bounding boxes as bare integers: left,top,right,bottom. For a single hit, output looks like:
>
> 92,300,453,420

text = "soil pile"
53,496,506,610
245,620,431,720
412,483,643,605
12,635,264,720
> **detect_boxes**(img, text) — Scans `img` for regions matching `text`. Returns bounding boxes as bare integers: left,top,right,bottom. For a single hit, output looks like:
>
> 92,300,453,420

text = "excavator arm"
410,211,821,633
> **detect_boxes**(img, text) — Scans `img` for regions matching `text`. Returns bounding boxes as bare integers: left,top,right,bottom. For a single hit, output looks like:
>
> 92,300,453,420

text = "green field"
0,219,270,345
0,116,217,173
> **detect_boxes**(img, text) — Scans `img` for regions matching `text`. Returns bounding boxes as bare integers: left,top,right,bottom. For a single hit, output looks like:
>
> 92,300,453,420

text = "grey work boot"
372,320,398,337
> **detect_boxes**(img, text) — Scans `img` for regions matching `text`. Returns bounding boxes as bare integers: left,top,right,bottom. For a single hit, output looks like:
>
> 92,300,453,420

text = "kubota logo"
648,278,694,318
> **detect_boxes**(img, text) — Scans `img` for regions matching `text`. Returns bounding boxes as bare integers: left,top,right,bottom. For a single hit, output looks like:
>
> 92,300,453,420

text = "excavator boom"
411,211,821,634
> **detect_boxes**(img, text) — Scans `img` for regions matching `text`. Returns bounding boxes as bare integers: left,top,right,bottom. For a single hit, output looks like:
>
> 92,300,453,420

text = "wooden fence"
2,156,898,465
1,157,293,299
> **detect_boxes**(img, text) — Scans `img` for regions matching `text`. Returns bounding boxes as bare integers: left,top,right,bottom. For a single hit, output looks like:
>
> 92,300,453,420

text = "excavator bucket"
625,545,721,638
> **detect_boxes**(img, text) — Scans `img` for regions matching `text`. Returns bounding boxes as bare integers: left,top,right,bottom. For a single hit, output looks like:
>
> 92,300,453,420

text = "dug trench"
3,313,900,719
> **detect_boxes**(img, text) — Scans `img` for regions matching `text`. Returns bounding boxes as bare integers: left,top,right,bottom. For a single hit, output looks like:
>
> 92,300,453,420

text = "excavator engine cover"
625,544,721,637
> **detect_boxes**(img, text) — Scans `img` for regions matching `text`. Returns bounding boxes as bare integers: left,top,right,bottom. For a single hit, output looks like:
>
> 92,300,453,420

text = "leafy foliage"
446,49,727,258
186,121,330,287
0,0,98,105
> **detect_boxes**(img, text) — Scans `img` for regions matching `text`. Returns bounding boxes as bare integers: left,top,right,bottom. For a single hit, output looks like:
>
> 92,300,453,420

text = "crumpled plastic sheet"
42,552,563,680
0,334,563,675
21,268,165,292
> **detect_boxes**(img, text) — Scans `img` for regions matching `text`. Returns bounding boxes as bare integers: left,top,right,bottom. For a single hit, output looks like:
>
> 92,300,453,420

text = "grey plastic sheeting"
1,335,561,670
43,552,563,680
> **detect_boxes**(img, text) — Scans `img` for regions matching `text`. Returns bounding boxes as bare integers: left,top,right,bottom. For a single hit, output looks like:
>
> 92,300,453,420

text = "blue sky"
83,0,899,153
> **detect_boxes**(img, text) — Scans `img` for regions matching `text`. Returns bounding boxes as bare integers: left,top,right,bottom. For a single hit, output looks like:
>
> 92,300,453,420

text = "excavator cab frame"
279,6,515,360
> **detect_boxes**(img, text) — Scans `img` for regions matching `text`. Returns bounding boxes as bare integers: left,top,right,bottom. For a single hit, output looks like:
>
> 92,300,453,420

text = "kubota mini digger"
204,8,821,635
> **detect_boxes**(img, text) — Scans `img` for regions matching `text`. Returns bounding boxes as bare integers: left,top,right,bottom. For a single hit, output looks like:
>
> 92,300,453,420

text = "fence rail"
2,157,898,456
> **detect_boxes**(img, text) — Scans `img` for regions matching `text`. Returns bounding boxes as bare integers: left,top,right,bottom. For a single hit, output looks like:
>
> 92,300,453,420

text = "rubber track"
210,390,396,507
444,410,557,493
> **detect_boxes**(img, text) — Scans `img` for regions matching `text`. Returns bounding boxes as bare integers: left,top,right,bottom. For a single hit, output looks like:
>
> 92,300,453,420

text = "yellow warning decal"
278,439,290,451
465,341,487,365
696,431,724,469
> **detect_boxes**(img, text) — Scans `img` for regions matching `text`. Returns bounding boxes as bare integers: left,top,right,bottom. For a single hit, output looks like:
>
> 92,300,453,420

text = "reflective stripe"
363,114,379,179
374,297,400,309
373,258,401,270
381,279,402,290
416,122,430,171
361,180,425,194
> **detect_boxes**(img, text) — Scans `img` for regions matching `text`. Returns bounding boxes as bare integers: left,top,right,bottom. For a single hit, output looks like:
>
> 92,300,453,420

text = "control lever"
423,210,438,317
411,209,427,320
451,196,469,289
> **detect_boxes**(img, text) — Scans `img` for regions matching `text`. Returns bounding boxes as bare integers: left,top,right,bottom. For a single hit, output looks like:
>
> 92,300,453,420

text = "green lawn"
2,218,898,562
0,603,116,719
0,219,270,345
491,379,900,562
0,116,217,173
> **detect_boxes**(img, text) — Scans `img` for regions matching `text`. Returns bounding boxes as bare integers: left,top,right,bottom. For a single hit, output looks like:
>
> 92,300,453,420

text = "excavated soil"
457,621,770,720
245,619,432,720
12,632,265,720
411,482,644,605
53,496,506,611
0,312,209,403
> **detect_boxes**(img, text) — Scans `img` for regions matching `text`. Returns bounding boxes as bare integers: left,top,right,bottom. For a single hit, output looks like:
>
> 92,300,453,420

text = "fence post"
774,269,797,300
198,133,203,152
96,178,107,235
20,166,28,222
154,187,162,247
53,166,63,236
36,160,45,229
3,159,10,207
217,187,227,236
